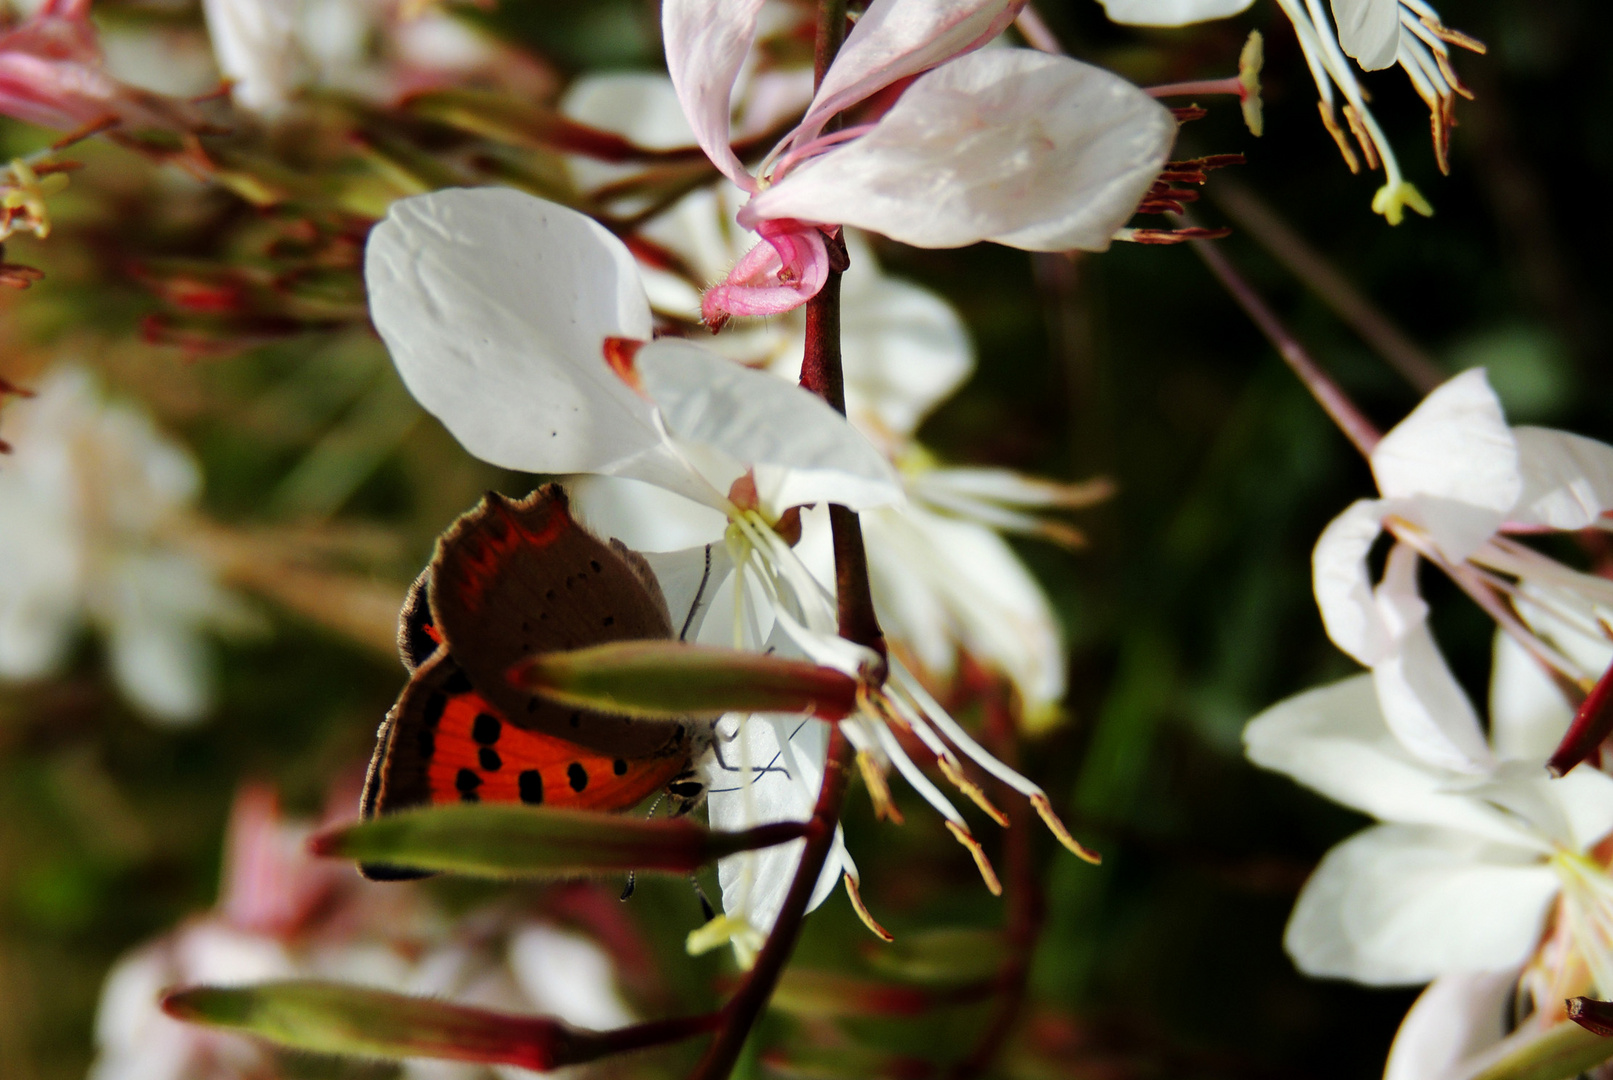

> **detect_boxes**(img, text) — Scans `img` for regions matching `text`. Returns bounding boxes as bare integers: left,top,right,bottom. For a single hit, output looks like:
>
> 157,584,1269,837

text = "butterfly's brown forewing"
426,485,679,759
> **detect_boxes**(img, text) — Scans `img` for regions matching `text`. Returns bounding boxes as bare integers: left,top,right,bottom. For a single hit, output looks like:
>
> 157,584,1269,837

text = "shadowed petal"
795,0,1022,147
1510,427,1613,531
662,0,764,191
1383,970,1517,1080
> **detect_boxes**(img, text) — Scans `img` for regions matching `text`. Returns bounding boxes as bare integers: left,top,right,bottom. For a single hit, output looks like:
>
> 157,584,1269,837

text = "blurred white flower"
90,784,636,1080
201,0,499,115
1311,368,1613,771
0,365,249,724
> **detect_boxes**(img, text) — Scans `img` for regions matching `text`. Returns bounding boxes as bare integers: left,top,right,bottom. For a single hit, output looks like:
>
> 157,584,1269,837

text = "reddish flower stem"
1208,178,1444,393
1180,221,1381,458
1145,76,1245,99
689,3,877,1077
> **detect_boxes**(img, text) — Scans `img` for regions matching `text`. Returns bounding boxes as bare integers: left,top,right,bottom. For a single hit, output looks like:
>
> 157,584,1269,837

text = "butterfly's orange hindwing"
426,684,693,811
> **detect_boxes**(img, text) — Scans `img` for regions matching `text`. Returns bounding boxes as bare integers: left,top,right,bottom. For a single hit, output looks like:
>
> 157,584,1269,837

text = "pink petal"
662,0,764,192
792,0,1024,149
701,220,830,324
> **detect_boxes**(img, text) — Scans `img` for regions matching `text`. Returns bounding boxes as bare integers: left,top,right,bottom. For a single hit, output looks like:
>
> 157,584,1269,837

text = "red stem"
687,2,877,1077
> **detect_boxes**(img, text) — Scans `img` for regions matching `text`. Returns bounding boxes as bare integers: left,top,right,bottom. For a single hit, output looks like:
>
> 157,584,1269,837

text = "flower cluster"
1246,369,1613,1077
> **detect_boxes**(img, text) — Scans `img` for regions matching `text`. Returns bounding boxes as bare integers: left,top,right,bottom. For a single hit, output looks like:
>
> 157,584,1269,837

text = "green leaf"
311,803,808,878
510,641,861,720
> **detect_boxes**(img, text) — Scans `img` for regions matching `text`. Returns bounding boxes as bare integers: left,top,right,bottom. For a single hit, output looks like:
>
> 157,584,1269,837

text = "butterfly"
360,484,711,880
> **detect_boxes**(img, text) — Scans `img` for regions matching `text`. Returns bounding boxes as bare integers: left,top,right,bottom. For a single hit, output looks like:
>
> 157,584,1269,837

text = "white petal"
561,72,697,150
1490,628,1574,764
1511,582,1613,685
202,0,304,114
1509,427,1613,531
796,0,1019,145
1284,823,1558,986
1546,766,1613,854
839,232,974,439
507,925,633,1030
636,339,902,513
703,713,852,935
1329,0,1401,71
1095,0,1256,26
560,72,699,194
569,475,728,553
661,0,763,190
748,50,1174,252
365,188,666,477
864,503,1065,713
1312,498,1393,665
639,543,736,644
1243,676,1542,848
107,620,211,724
1369,544,1494,771
1370,369,1518,559
1383,970,1517,1080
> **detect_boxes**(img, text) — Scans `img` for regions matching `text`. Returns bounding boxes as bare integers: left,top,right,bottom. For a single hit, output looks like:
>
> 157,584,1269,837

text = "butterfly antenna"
689,873,715,921
678,544,715,642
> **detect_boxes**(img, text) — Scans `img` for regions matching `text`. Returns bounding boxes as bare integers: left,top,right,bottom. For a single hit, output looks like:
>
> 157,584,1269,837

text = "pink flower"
0,0,205,135
663,0,1176,323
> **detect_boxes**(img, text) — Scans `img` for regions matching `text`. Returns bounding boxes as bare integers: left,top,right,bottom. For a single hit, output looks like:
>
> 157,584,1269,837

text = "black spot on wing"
567,763,588,792
519,770,544,804
472,713,501,745
455,768,481,802
479,747,501,771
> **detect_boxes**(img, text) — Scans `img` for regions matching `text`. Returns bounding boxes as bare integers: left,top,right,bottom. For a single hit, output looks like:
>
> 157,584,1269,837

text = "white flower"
663,0,1175,317
1312,368,1613,771
1095,0,1482,223
1245,659,1613,989
0,366,248,724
